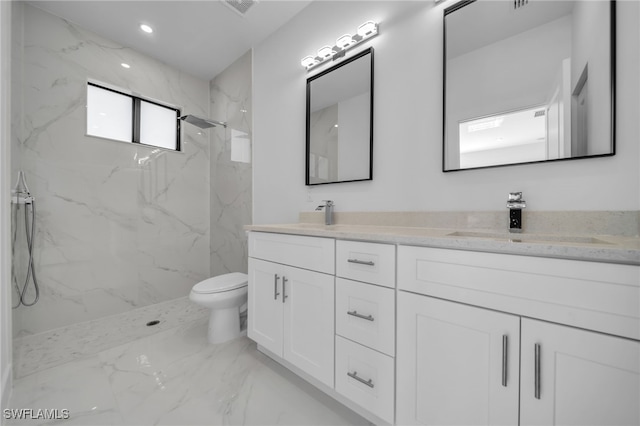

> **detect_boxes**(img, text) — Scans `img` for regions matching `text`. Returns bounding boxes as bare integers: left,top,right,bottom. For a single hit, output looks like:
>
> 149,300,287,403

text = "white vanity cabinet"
396,293,520,425
248,232,335,387
247,227,639,425
520,319,640,426
397,245,640,426
334,240,396,424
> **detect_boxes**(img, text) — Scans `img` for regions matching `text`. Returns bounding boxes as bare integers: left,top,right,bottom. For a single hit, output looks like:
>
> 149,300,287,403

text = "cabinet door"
282,265,335,388
397,292,520,426
248,258,283,357
521,319,640,426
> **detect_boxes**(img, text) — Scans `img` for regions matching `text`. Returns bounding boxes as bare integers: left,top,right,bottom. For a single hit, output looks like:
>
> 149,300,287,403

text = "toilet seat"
191,272,248,294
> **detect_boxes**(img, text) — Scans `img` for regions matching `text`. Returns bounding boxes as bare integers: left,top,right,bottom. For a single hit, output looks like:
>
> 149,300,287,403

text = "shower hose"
12,198,40,307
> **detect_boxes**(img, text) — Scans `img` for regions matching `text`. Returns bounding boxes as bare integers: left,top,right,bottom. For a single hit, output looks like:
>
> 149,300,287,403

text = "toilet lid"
192,272,248,294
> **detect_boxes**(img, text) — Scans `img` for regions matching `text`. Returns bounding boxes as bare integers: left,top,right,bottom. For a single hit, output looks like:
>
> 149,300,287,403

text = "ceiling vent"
223,0,259,17
513,0,529,10
534,110,546,117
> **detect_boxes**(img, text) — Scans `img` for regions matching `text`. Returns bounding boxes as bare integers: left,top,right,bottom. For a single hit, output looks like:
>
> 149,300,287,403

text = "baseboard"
256,345,389,426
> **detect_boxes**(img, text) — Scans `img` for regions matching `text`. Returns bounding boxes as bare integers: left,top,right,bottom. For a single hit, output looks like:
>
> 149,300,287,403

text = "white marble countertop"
246,223,640,266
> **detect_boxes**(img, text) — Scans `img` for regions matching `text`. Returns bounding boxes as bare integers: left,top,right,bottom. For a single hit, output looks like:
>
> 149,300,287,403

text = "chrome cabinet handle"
502,334,508,387
347,259,375,266
274,274,280,300
347,371,374,388
534,343,541,399
282,276,288,303
347,310,374,322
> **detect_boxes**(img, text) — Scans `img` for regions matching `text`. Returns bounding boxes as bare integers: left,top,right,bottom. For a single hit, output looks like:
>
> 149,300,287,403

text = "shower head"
180,114,227,129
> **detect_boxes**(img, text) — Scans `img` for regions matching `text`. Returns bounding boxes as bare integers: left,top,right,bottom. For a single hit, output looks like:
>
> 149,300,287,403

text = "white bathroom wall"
209,50,252,276
253,1,640,224
0,0,13,411
11,4,211,336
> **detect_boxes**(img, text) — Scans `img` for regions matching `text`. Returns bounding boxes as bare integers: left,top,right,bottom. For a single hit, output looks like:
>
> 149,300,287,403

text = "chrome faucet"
315,200,334,225
506,192,526,233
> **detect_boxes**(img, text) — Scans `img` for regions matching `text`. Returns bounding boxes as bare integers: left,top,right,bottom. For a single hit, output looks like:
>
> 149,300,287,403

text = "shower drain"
146,320,160,327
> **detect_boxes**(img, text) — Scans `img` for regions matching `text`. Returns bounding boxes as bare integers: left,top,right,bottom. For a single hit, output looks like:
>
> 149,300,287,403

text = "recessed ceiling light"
121,63,130,69
140,24,153,34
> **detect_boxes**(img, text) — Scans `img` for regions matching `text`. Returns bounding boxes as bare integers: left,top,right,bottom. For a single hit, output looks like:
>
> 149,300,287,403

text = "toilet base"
208,306,242,344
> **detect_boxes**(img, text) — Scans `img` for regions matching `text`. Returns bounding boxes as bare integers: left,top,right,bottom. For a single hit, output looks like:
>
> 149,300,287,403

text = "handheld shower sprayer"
11,171,40,307
12,170,34,205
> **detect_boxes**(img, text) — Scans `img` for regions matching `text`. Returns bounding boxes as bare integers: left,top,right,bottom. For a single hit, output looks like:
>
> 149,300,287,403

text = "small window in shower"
86,82,181,151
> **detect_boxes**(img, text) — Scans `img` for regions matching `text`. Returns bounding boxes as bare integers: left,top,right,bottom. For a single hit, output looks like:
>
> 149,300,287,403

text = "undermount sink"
447,231,612,245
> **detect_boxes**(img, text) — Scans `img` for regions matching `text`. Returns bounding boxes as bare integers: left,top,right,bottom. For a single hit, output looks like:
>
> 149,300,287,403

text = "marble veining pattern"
248,215,640,265
13,296,208,379
8,315,368,426
209,50,252,277
11,3,211,337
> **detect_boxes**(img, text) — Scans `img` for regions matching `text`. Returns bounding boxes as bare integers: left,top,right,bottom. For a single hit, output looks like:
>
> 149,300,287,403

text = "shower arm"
180,114,227,129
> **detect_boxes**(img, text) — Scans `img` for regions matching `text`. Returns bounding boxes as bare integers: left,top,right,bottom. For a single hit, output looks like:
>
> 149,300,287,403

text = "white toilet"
189,272,248,344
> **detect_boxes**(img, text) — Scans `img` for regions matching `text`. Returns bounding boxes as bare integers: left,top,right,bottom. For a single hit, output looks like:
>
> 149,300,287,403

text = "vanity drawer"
398,245,640,340
335,278,395,356
335,336,394,424
248,232,335,274
336,240,395,287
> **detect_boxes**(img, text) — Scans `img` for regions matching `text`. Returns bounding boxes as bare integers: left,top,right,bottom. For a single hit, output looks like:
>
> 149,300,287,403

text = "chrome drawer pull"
347,371,374,388
274,274,280,300
282,276,288,304
347,259,375,266
502,334,508,387
534,343,541,399
347,310,374,322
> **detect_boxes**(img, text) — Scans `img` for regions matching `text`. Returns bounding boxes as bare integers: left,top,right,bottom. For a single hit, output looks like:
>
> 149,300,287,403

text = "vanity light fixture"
301,20,378,71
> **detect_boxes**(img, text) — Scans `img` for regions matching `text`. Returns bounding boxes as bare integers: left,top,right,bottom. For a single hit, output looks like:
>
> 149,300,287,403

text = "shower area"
10,3,252,375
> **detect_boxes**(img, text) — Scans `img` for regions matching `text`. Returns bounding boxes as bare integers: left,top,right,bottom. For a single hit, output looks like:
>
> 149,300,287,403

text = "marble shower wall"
10,2,27,313
11,3,211,337
209,51,252,276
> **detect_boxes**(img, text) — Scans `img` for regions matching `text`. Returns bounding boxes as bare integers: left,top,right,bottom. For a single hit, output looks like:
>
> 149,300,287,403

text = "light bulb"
357,21,378,38
336,34,354,49
301,56,317,68
140,24,153,34
317,46,336,59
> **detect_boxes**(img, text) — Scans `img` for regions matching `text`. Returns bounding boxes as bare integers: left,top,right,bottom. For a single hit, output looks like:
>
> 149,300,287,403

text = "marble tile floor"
13,297,210,379
8,317,370,426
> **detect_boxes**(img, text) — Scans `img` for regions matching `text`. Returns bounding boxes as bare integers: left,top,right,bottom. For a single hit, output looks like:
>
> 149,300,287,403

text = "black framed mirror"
443,0,615,172
306,48,373,185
